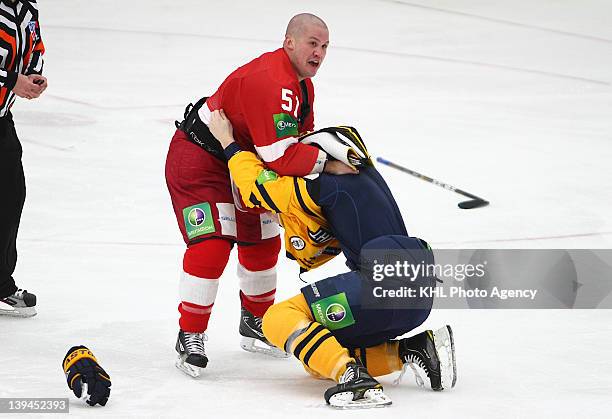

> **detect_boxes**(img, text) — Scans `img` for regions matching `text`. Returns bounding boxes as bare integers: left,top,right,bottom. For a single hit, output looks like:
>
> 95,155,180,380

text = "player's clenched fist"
62,346,111,406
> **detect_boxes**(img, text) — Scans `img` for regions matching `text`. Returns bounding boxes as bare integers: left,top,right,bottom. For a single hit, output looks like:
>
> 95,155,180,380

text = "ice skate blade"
433,325,456,390
328,389,392,409
0,303,37,318
240,336,290,358
175,356,202,378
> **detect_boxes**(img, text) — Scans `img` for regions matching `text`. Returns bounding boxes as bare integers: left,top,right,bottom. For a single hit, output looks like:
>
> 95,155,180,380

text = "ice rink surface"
2,0,612,417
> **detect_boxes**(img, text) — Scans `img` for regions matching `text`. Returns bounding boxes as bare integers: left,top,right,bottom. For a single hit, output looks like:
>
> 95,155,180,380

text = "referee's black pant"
0,112,25,299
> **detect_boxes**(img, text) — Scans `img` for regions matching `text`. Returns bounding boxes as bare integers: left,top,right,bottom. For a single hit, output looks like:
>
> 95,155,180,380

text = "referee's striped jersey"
0,0,44,117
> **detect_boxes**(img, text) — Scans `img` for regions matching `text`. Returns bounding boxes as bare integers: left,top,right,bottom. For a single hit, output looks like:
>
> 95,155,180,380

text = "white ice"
1,0,612,417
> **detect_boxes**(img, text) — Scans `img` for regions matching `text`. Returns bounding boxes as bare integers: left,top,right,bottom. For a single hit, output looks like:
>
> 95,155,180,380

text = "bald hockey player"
165,13,356,377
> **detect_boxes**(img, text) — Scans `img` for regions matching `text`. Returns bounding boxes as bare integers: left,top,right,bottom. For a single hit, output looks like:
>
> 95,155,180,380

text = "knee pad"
183,239,232,279
237,236,281,272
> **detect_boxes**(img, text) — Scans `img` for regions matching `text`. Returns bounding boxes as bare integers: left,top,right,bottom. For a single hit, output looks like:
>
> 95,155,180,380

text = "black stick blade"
458,199,489,209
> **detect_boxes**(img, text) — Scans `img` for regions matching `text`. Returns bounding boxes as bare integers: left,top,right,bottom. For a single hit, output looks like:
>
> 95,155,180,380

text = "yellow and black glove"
62,346,111,406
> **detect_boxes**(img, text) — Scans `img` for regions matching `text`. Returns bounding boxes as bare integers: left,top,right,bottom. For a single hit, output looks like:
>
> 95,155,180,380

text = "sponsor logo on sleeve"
256,169,278,185
273,113,299,138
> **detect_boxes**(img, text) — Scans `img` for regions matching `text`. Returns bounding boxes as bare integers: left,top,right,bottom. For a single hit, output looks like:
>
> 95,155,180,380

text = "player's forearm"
265,142,326,177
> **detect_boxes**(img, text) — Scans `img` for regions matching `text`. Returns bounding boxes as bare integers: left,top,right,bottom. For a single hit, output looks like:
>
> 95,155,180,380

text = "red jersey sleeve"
240,74,322,177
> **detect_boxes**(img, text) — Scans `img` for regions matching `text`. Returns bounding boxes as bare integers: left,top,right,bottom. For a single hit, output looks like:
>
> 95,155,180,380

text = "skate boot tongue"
184,333,207,355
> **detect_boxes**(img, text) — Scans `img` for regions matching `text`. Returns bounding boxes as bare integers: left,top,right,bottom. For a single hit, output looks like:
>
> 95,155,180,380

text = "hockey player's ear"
284,35,296,51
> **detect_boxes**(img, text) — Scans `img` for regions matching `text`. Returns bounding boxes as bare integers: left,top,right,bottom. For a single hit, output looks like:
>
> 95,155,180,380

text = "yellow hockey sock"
354,341,403,377
262,293,354,381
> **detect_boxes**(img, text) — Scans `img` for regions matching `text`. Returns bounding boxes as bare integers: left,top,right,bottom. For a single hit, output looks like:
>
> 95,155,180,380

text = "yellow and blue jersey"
225,142,436,348
226,143,341,271
225,142,409,272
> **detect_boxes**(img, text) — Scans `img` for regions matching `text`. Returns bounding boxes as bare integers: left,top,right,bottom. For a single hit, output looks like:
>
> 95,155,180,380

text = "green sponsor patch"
182,202,215,239
273,113,298,138
311,292,355,330
257,169,278,185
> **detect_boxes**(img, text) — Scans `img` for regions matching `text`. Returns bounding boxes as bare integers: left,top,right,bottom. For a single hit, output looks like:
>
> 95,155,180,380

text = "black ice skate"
397,325,456,391
0,289,37,317
175,330,208,378
239,306,289,358
324,361,392,409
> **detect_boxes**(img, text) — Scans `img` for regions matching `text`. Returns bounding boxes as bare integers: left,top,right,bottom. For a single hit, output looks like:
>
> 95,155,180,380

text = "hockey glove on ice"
62,345,111,406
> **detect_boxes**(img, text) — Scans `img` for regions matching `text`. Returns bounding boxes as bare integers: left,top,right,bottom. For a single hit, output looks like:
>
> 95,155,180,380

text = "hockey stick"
376,157,489,209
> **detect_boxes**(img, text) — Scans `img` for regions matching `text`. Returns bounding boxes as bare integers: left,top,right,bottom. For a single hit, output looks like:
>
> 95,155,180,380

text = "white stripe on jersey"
202,99,306,167
255,136,300,163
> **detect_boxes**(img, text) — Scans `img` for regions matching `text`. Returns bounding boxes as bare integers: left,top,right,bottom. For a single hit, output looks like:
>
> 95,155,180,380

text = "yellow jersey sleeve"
227,146,340,271
228,150,296,214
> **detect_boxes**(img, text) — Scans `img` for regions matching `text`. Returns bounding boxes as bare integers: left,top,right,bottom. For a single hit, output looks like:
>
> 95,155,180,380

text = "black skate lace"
184,332,207,355
14,289,26,298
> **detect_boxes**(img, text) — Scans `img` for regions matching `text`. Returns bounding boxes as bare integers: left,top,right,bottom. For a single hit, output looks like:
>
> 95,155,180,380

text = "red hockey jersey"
200,48,326,176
